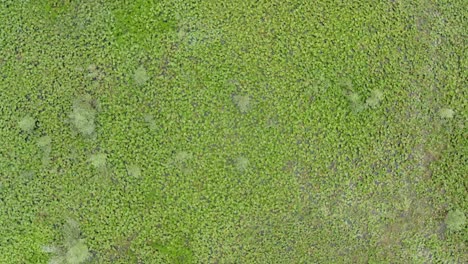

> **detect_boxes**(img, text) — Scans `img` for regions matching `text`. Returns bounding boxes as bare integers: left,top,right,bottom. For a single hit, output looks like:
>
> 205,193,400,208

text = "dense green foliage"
0,0,466,263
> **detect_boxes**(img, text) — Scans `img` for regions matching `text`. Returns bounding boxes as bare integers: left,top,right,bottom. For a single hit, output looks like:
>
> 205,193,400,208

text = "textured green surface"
0,1,466,263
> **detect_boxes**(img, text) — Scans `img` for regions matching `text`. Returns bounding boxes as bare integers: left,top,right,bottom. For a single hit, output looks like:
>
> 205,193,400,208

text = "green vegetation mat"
0,1,466,263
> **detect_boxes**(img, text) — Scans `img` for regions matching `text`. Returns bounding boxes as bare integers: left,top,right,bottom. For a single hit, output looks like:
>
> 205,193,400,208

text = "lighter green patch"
126,163,141,178
346,92,365,112
233,94,251,113
89,153,107,169
37,135,52,149
439,108,454,119
69,96,98,137
143,114,158,131
134,66,149,86
235,156,249,172
65,240,90,264
446,209,466,232
366,89,384,108
43,219,90,264
18,116,36,133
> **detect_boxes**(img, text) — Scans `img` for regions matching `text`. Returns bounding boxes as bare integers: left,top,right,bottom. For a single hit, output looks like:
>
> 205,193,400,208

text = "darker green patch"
40,0,73,21
150,240,194,264
111,0,177,49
